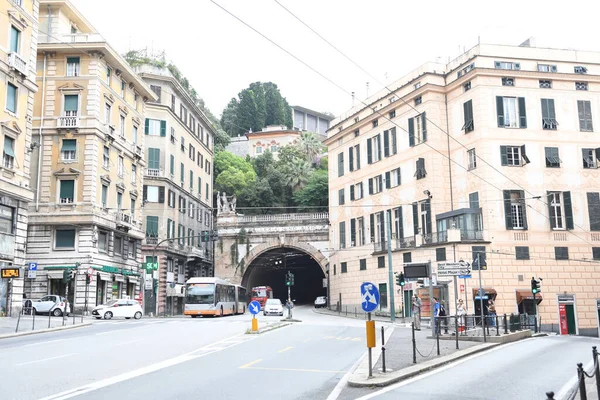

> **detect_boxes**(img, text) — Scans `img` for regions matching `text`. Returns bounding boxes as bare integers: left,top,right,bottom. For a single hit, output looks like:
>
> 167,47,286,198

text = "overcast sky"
72,0,600,119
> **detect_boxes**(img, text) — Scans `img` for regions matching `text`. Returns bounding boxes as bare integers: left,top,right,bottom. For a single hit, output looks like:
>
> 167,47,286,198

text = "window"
134,94,138,109
354,144,361,170
501,77,515,86
462,100,474,133
168,190,175,208
389,110,396,119
178,224,184,245
59,180,75,204
574,66,588,74
189,202,195,219
61,139,76,161
130,198,135,215
146,216,158,237
147,148,160,171
256,146,263,155
357,217,365,246
198,177,202,196
555,247,569,260
189,145,195,161
166,219,173,239
587,192,600,231
368,175,383,194
170,127,176,144
469,192,480,209
377,256,385,268
170,155,175,175
539,80,552,89
146,186,160,203
464,82,471,91
9,25,20,53
593,247,600,260
179,196,186,213
578,101,593,132
189,170,194,191
180,162,185,185
436,248,446,262
515,246,530,260
495,61,520,70
150,85,162,103
180,136,186,153
128,240,135,258
338,189,345,205
414,96,422,105
66,57,80,77
63,94,78,117
6,83,17,114
132,125,138,145
341,262,347,273
117,193,122,212
354,130,359,137
206,161,211,175
337,152,344,177
145,119,165,136
131,164,137,184
393,207,404,240
500,145,529,166
414,158,426,180
55,229,76,249
2,136,15,169
538,64,557,73
548,191,573,230
467,148,477,170
541,99,558,130
503,190,527,230
582,148,599,169
119,115,126,137
576,82,588,91
106,66,111,85
388,167,401,187
339,221,346,249
0,205,14,234
114,236,122,255
102,146,110,169
205,183,209,201
403,252,412,263
409,113,427,146
372,119,378,128
118,156,124,177
545,147,561,168
359,259,367,271
367,134,382,164
383,128,397,157
496,96,526,128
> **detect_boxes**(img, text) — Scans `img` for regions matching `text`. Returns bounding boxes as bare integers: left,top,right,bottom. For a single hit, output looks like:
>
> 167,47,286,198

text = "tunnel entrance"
242,247,326,305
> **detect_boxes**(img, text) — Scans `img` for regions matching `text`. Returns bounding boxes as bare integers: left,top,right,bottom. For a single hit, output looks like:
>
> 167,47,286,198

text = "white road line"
113,339,142,347
555,359,594,400
23,339,66,347
16,353,77,366
95,326,146,336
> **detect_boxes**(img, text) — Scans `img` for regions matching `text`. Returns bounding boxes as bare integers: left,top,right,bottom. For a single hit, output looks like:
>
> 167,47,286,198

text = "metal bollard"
577,363,587,400
444,316,449,334
412,321,417,364
32,308,35,331
496,315,500,336
534,316,538,333
48,311,51,329
455,314,459,350
503,314,508,334
15,308,22,333
593,346,600,396
436,317,440,356
545,392,555,399
381,326,386,373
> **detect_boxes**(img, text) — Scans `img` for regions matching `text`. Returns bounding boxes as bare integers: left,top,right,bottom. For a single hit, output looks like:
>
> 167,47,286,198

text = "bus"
250,286,273,307
184,278,240,317
235,285,248,314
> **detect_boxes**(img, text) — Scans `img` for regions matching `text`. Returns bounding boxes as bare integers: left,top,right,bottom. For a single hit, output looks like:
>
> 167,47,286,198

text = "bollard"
593,346,600,396
444,316,449,334
81,312,84,324
545,392,555,399
32,308,35,331
455,314,459,350
534,316,538,333
355,307,357,318
577,363,588,400
436,317,440,356
496,315,500,336
412,321,417,364
504,314,508,335
15,307,22,333
381,326,386,373
48,311,51,329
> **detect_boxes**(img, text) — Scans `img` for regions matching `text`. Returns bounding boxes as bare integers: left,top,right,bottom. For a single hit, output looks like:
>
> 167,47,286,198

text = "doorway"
566,304,576,334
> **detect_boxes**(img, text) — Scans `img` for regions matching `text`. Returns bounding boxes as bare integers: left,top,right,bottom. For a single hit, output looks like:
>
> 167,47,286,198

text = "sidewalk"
575,374,599,400
0,314,89,338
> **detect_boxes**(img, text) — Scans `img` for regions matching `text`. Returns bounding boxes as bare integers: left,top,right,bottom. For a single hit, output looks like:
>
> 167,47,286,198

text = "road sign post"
361,282,380,378
249,300,261,332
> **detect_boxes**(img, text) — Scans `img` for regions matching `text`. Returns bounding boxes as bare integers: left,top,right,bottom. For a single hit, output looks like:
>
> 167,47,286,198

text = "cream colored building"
326,43,600,336
136,64,214,316
0,0,39,316
26,0,156,312
247,125,300,159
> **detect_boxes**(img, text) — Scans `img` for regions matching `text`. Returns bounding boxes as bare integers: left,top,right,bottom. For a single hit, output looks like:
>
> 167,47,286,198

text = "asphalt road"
1,305,371,400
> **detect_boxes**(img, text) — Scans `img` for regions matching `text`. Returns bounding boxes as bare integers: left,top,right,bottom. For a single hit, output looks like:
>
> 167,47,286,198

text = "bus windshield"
186,283,215,305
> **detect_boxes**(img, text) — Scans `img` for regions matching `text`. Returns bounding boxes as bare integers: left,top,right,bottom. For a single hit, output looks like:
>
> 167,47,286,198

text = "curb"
311,308,407,324
348,342,498,387
245,322,291,335
0,322,92,340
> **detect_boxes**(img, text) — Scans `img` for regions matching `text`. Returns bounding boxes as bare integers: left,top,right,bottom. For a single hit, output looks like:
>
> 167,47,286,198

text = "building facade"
137,64,214,316
0,0,39,316
26,0,156,313
292,105,333,139
326,43,600,336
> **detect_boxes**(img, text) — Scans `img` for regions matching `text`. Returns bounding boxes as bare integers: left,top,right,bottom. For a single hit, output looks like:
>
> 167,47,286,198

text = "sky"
72,0,600,120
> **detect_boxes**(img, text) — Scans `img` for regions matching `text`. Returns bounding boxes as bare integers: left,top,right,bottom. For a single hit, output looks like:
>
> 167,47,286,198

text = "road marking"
243,366,346,373
114,339,142,347
277,346,293,353
23,339,66,347
16,353,77,366
326,350,368,400
303,339,311,343
239,359,262,369
95,326,146,335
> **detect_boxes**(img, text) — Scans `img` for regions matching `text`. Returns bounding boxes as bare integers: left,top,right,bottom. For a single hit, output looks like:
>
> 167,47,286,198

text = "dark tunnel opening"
242,247,326,305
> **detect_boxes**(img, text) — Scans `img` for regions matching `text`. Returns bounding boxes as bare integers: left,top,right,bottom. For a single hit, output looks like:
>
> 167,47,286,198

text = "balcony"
116,211,133,225
373,236,417,253
57,116,80,129
39,33,106,44
460,230,484,241
7,52,27,76
422,231,448,245
146,168,163,177
145,236,158,245
131,144,142,157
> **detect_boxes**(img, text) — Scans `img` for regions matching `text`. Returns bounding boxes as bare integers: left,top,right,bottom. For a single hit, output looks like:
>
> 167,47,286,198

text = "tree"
281,158,312,192
294,170,329,211
236,89,257,133
249,82,266,131
220,98,240,136
297,132,324,166
214,151,256,197
240,178,276,215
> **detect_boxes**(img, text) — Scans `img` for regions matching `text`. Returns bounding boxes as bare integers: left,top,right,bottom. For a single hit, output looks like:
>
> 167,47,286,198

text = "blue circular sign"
360,282,380,313
249,300,261,315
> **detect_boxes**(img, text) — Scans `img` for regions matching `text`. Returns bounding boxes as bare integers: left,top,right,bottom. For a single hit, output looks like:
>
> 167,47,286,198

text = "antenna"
366,82,369,99
351,91,355,107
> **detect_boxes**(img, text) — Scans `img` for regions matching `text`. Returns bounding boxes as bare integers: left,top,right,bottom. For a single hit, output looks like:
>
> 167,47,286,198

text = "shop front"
0,263,18,316
557,294,577,335
95,272,111,306
44,266,77,307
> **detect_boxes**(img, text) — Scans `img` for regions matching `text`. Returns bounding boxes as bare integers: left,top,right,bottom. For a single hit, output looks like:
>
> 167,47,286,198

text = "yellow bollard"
252,317,258,332
366,320,376,348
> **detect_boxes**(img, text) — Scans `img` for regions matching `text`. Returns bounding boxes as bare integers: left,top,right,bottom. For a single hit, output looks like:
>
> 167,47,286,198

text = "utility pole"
476,253,486,342
385,210,395,322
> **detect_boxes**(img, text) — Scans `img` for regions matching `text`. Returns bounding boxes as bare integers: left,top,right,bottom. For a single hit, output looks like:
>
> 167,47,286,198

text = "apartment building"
0,0,39,316
292,105,334,140
326,43,600,336
26,0,156,312
137,64,214,316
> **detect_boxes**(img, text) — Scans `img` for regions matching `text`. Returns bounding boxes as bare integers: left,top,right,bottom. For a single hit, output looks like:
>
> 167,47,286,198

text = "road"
1,305,371,400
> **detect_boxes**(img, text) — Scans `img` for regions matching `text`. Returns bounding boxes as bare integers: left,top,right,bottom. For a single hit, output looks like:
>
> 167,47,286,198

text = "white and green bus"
184,278,246,317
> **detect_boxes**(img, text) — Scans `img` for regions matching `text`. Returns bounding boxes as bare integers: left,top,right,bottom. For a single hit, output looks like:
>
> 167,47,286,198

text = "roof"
292,105,335,121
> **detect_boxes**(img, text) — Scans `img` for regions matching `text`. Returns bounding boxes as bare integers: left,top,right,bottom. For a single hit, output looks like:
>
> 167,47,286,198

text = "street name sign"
437,262,470,277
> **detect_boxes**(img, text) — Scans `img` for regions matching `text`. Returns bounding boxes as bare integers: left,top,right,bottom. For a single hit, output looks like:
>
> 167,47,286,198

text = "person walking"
487,299,497,327
412,294,422,330
457,299,467,333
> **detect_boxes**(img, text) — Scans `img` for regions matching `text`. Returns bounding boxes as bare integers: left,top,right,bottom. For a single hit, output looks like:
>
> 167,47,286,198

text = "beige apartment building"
137,64,214,316
0,0,39,316
26,0,156,313
326,43,600,336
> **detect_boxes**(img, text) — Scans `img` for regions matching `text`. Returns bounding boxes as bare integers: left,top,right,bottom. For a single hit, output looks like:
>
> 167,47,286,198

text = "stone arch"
239,237,329,288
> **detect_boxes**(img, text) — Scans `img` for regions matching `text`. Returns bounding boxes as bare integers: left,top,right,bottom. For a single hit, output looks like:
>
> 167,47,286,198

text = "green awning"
44,265,77,270
61,139,76,152
4,137,15,157
64,95,78,112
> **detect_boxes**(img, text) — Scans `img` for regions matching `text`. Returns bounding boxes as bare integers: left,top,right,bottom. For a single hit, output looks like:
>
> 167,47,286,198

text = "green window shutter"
588,192,600,231
518,97,527,128
7,83,17,113
355,144,361,169
348,147,354,171
170,155,174,174
167,219,172,239
338,152,344,177
520,190,528,229
64,95,79,112
412,202,419,235
469,192,479,209
180,163,184,183
376,134,381,160
61,139,76,152
496,96,505,127
146,216,158,236
367,138,372,164
350,219,356,245
60,180,74,198
408,117,415,147
383,130,390,157
190,171,193,188
198,177,202,195
145,119,149,135
563,191,574,230
385,171,391,189
421,113,427,142
350,185,355,201
148,148,160,169
369,214,375,243
101,185,107,204
3,137,15,157
391,128,397,154
503,190,512,229
160,120,167,137
368,178,373,195
67,57,80,64
500,146,508,166
10,26,19,52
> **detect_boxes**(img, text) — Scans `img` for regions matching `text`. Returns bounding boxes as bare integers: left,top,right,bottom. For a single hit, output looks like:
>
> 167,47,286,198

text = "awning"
114,274,125,283
97,272,111,281
472,288,497,299
47,270,64,279
127,276,139,285
516,290,543,304
4,137,15,157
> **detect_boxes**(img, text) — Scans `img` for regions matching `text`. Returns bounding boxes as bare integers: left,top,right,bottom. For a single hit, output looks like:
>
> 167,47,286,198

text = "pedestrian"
433,297,441,335
439,300,448,333
457,299,467,333
412,294,422,330
487,299,496,327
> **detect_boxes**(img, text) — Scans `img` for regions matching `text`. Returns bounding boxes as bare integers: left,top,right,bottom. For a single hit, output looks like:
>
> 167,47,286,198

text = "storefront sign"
1,268,19,278
102,266,120,274
558,294,575,303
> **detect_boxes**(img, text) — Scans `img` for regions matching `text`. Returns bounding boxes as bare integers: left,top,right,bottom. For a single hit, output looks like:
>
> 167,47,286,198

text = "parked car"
92,299,143,320
314,296,327,308
263,298,284,316
32,295,71,317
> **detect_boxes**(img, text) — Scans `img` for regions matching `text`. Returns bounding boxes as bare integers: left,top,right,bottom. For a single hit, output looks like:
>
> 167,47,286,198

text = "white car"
33,295,71,317
92,299,143,320
314,296,327,308
263,298,284,316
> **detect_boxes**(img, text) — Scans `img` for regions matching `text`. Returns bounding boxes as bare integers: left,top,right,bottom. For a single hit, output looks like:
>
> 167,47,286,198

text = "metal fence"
14,306,85,333
545,346,600,400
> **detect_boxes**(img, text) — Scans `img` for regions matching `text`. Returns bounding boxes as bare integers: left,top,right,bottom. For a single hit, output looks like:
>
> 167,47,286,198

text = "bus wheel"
219,306,223,317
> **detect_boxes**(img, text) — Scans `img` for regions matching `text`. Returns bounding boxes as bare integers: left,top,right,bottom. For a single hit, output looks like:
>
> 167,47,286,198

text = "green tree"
249,82,266,131
276,145,307,166
282,158,312,192
297,132,324,166
294,170,329,211
240,178,277,215
214,151,256,197
220,98,240,136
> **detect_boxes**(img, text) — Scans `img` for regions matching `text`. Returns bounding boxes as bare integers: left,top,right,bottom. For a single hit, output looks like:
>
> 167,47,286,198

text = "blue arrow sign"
249,300,261,315
360,282,380,313
458,274,472,279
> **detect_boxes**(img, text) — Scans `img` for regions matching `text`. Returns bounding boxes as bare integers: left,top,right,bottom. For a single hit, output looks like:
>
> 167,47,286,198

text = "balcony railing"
461,230,484,241
116,211,133,225
146,168,162,177
145,236,158,245
57,116,80,128
7,52,27,76
131,144,142,156
396,236,416,250
237,213,329,223
423,231,448,245
39,33,106,44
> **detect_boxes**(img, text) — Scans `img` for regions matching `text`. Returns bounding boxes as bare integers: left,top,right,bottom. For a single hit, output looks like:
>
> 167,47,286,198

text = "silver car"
33,295,71,317
263,298,284,316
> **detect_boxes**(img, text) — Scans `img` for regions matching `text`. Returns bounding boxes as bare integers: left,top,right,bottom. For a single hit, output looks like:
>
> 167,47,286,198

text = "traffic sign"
249,300,261,315
27,262,37,279
360,282,380,313
437,262,470,270
458,274,472,279
437,262,470,277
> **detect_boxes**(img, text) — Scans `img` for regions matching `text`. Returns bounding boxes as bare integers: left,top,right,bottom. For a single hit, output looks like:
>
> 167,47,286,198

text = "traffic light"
85,273,91,285
63,269,69,283
290,273,295,286
396,272,405,287
285,271,295,286
201,230,210,242
531,277,541,294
